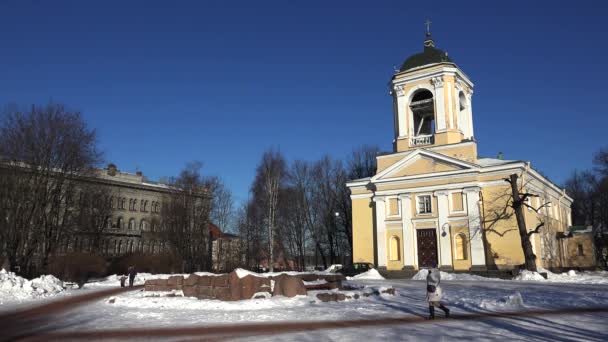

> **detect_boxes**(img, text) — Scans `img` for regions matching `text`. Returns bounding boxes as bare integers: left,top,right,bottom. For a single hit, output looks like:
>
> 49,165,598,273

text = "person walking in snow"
127,265,137,287
426,263,450,319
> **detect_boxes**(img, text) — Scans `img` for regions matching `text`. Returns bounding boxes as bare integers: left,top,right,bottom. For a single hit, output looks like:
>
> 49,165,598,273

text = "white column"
373,197,387,268
466,93,474,139
434,190,452,270
464,187,486,269
394,84,408,137
431,77,446,132
399,194,415,269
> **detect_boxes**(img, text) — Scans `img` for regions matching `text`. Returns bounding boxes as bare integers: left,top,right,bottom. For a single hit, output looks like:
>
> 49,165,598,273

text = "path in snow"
26,278,608,341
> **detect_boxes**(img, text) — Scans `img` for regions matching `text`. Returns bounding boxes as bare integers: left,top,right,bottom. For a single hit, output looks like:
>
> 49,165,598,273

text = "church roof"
399,32,454,72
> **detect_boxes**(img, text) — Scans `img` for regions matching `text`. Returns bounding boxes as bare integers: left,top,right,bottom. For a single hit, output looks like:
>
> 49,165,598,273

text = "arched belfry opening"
410,89,435,146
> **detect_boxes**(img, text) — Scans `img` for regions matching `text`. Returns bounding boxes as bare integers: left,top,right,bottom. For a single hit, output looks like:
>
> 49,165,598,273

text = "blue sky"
1,0,607,204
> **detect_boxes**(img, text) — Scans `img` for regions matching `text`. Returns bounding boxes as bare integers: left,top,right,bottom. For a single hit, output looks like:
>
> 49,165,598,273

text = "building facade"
347,31,594,273
60,163,173,257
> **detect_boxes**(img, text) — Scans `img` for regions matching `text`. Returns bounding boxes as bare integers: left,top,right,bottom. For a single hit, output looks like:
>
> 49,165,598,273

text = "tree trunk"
509,174,538,272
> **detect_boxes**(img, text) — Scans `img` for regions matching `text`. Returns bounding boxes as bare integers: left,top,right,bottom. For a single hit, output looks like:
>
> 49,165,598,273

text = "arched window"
118,240,123,254
140,220,148,231
128,218,135,230
389,236,401,261
129,240,134,253
458,91,469,136
410,90,435,144
106,217,113,229
116,217,123,229
455,234,468,260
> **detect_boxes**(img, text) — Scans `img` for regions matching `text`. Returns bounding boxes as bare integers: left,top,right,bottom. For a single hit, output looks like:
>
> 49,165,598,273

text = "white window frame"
386,196,401,218
448,190,466,214
416,194,433,215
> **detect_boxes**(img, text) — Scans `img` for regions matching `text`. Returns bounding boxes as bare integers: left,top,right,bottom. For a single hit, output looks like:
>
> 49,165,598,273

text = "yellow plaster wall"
352,198,375,263
376,143,477,175
391,157,460,177
385,230,404,270
481,185,525,268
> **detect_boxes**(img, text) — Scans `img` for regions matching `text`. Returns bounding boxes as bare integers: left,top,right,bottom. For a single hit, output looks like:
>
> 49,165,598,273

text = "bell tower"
389,25,476,160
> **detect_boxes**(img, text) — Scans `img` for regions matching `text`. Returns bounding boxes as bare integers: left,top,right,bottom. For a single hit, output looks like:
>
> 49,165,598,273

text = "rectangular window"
451,192,464,212
577,244,584,256
417,195,432,214
388,198,399,216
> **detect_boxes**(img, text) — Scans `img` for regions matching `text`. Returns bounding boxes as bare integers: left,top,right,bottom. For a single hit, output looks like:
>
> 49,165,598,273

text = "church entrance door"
417,228,438,268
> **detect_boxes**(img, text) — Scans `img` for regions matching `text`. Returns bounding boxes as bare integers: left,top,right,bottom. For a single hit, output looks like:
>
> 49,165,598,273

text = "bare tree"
206,176,235,233
160,162,212,272
251,149,286,272
0,104,102,276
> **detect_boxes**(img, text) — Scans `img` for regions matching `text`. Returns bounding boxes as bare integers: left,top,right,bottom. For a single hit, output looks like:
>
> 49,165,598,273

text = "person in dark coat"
127,266,137,287
426,263,450,319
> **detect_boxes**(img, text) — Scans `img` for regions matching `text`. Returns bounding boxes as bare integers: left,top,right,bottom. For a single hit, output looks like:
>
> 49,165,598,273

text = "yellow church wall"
385,229,404,270
391,157,460,177
350,188,372,196
450,224,472,271
375,176,478,192
481,185,525,268
377,142,478,174
432,143,477,163
351,198,375,263
377,151,412,173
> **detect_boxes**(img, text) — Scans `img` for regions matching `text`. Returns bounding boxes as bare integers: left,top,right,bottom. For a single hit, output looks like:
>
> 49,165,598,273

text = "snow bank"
348,269,385,280
514,270,546,281
514,268,608,284
412,269,495,281
0,269,64,304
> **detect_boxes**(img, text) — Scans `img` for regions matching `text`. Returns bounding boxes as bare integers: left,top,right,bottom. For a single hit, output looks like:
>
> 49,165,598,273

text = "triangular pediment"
373,149,476,181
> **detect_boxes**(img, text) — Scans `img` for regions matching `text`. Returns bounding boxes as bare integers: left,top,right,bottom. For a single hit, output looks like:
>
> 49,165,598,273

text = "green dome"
399,33,454,72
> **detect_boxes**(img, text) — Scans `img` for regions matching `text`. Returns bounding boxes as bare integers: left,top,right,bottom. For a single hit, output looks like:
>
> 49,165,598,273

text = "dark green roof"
399,46,453,72
398,33,454,72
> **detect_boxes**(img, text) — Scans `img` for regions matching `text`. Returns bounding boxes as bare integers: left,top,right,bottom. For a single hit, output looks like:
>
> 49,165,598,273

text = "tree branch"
527,222,545,237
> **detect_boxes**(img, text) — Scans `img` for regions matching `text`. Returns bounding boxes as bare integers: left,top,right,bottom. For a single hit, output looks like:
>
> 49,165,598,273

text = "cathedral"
347,29,595,274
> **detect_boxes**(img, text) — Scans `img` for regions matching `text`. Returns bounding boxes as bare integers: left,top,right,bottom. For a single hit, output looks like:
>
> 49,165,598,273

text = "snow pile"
480,292,525,311
542,269,608,284
514,270,546,281
0,269,64,303
348,269,385,280
234,268,261,278
412,269,495,281
325,264,343,273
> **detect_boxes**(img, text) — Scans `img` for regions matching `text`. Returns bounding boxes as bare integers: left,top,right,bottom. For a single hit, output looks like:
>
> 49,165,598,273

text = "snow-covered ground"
2,269,608,340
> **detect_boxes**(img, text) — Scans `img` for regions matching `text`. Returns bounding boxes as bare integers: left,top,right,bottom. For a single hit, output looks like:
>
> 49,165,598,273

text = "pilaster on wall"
373,197,387,267
399,194,415,269
393,84,408,138
434,190,452,270
431,77,447,132
464,187,486,270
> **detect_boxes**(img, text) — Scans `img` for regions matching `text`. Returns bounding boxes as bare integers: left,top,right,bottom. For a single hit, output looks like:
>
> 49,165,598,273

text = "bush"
108,252,182,275
47,252,107,287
